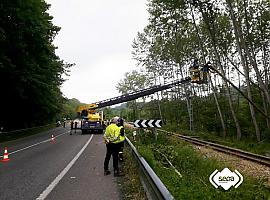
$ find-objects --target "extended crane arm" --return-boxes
[75,60,269,123]
[76,103,98,115]
[90,77,191,110]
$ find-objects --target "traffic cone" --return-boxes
[51,134,55,143]
[2,147,10,162]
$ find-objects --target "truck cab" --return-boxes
[81,110,104,134]
[76,104,105,134]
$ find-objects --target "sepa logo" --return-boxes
[209,168,243,190]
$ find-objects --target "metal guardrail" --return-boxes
[125,137,174,200]
[0,124,55,135]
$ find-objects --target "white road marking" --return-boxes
[0,131,68,158]
[36,134,94,200]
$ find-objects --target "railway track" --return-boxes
[157,129,270,167]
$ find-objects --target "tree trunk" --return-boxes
[194,2,242,139]
[209,75,227,137]
[179,65,194,131]
[225,0,260,141]
[241,0,270,132]
[262,45,270,129]
[242,0,270,109]
[190,5,227,136]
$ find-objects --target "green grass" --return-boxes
[125,129,270,200]
[162,126,270,156]
[119,145,147,200]
[0,124,55,143]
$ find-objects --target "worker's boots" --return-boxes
[114,169,124,177]
[104,170,111,176]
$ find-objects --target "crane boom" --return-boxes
[91,77,191,109]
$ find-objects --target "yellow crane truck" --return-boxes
[76,104,105,134]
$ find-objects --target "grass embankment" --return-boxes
[0,124,55,143]
[125,129,270,200]
[162,126,270,156]
[118,145,147,200]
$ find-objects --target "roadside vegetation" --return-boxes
[118,146,147,200]
[0,124,56,143]
[0,1,74,132]
[115,0,270,147]
[124,129,270,199]
[164,127,270,157]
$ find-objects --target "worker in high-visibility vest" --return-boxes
[103,117,124,176]
[116,118,125,162]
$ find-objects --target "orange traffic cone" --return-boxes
[51,134,55,143]
[2,147,10,162]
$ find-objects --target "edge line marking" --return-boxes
[36,134,94,200]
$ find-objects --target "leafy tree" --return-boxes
[0,0,73,130]
[118,0,270,141]
[61,98,82,120]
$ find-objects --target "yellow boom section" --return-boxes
[76,103,98,113]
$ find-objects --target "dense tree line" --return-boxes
[117,0,270,141]
[0,0,73,131]
[61,98,83,120]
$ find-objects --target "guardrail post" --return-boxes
[153,128,158,141]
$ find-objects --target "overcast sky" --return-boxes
[45,0,149,103]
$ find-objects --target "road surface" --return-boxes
[0,126,121,200]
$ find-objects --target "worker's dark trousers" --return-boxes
[104,143,119,171]
[118,141,124,161]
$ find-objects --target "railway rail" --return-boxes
[157,129,270,167]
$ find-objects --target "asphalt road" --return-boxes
[0,126,121,200]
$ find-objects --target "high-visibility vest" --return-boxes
[118,126,125,142]
[104,124,122,144]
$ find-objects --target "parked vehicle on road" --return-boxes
[76,104,105,134]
